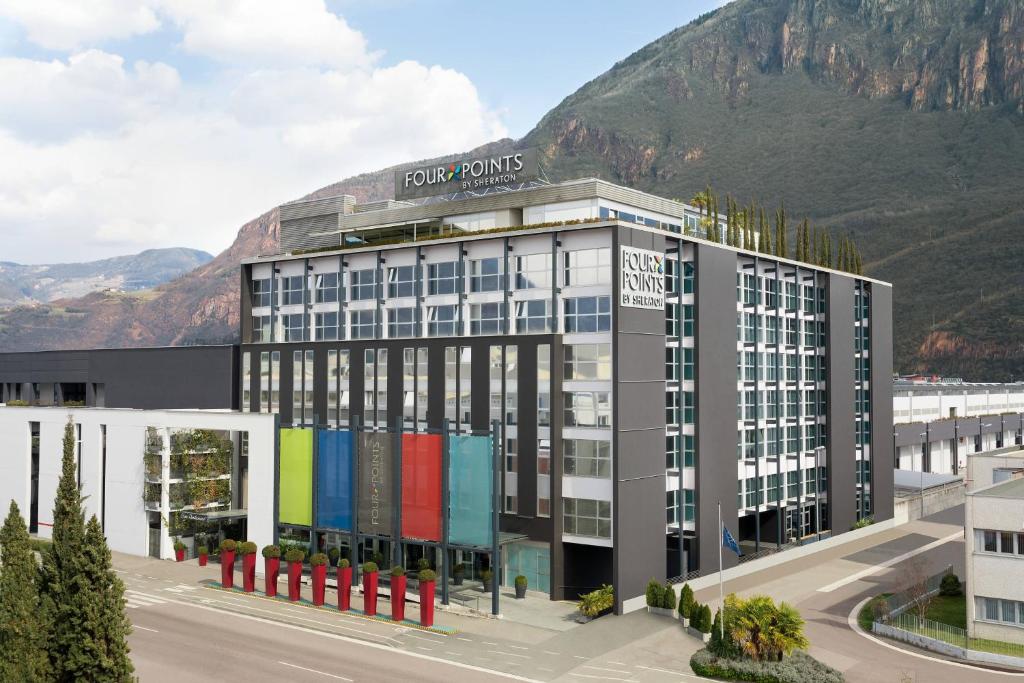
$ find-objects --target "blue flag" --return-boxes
[722,524,741,556]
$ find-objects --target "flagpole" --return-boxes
[718,500,725,640]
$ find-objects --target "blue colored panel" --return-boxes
[448,434,493,547]
[317,430,354,531]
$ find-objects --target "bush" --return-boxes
[391,565,405,577]
[709,608,741,658]
[481,569,493,582]
[372,551,385,567]
[453,562,466,575]
[690,602,705,631]
[690,648,845,683]
[309,553,327,567]
[173,540,185,551]
[219,539,237,553]
[515,575,527,588]
[939,572,962,597]
[238,541,257,555]
[578,584,614,618]
[679,583,695,618]
[851,517,874,530]
[417,557,431,571]
[261,544,281,559]
[197,545,208,555]
[662,583,677,610]
[328,547,341,563]
[5,399,29,406]
[646,579,664,607]
[285,548,305,563]
[699,604,713,634]
[419,569,437,582]
[362,561,379,574]
[338,558,350,569]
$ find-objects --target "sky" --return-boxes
[0,0,725,264]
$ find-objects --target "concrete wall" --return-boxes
[893,482,965,523]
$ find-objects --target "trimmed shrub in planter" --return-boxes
[453,562,465,586]
[197,545,208,567]
[646,579,674,617]
[417,557,431,573]
[515,574,527,599]
[689,648,845,683]
[337,559,352,611]
[698,604,713,642]
[390,566,406,622]
[362,561,379,616]
[220,539,237,588]
[662,583,677,611]
[940,572,962,597]
[577,584,614,622]
[480,569,493,593]
[285,548,305,602]
[262,545,281,597]
[328,547,341,568]
[173,540,186,562]
[645,579,663,608]
[418,569,437,627]
[679,583,695,625]
[239,542,258,592]
[310,553,328,606]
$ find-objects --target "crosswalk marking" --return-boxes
[124,589,169,610]
[163,584,200,594]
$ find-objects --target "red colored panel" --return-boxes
[401,434,443,541]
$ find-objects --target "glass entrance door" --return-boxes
[503,541,550,595]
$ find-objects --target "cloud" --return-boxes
[0,0,160,51]
[0,3,507,264]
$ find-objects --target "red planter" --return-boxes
[363,571,379,616]
[198,553,208,567]
[265,557,280,597]
[312,564,327,606]
[391,575,406,622]
[221,550,235,589]
[242,553,256,593]
[419,580,435,628]
[288,561,303,602]
[175,548,185,562]
[337,566,352,611]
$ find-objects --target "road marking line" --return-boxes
[543,650,560,656]
[148,594,540,681]
[507,645,529,650]
[568,673,633,682]
[445,651,461,656]
[277,661,353,681]
[488,650,530,659]
[125,590,168,603]
[573,655,587,660]
[132,625,159,633]
[817,531,963,592]
[635,664,706,680]
[538,668,554,673]
[125,603,141,609]
[457,637,473,642]
[417,646,434,651]
[607,661,627,666]
[584,665,631,675]
[484,641,498,645]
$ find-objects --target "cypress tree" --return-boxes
[777,204,788,258]
[836,236,846,271]
[758,207,771,254]
[40,418,92,680]
[796,221,804,261]
[855,245,864,275]
[77,516,134,681]
[825,230,833,268]
[0,501,50,682]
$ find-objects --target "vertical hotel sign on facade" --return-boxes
[358,433,393,538]
[619,245,665,310]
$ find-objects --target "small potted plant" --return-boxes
[262,545,281,597]
[480,568,493,593]
[515,575,528,599]
[173,539,186,563]
[453,562,465,586]
[310,553,328,606]
[337,558,352,612]
[220,539,237,589]
[197,545,208,567]
[416,557,431,573]
[328,547,341,568]
[239,541,258,593]
[362,561,379,616]
[285,548,305,602]
[418,568,437,627]
[390,566,406,622]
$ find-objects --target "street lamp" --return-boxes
[919,431,927,518]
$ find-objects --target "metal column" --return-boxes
[491,419,500,617]
[441,418,451,605]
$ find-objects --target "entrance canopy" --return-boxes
[180,508,248,523]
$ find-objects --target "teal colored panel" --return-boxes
[448,435,493,547]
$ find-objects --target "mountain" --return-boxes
[1,0,1022,380]
[0,248,213,307]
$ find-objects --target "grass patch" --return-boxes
[29,537,52,554]
[858,593,891,631]
[926,594,966,630]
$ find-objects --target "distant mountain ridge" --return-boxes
[0,248,213,307]
[1,0,1022,379]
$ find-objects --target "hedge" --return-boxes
[690,649,844,683]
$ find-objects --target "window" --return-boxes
[516,253,551,289]
[350,310,376,339]
[666,347,679,382]
[565,343,612,381]
[564,296,611,333]
[386,307,416,338]
[515,299,551,333]
[427,261,458,295]
[667,490,680,525]
[252,278,272,308]
[563,248,611,286]
[564,391,611,428]
[563,498,611,538]
[350,269,377,301]
[241,352,251,412]
[427,304,457,336]
[314,312,338,340]
[281,275,304,306]
[538,438,551,517]
[664,259,678,294]
[458,347,472,430]
[388,265,416,298]
[469,302,505,335]
[538,345,551,427]
[251,315,271,342]
[741,273,756,305]
[666,391,679,425]
[445,347,457,425]
[976,596,1024,625]
[682,304,694,337]
[682,391,694,425]
[683,489,695,522]
[786,318,798,346]
[682,262,694,294]
[683,434,695,467]
[314,272,338,303]
[469,257,503,292]
[978,529,1024,554]
[283,314,304,342]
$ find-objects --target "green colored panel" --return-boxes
[279,428,313,526]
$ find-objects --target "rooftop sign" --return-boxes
[395,148,540,201]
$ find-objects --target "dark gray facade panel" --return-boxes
[982,421,1003,434]
[958,416,980,434]
[894,421,930,447]
[1005,414,1022,431]
[694,243,739,575]
[826,274,857,533]
[869,284,895,522]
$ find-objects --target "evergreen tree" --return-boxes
[855,247,864,275]
[0,501,49,682]
[777,204,788,258]
[836,236,847,271]
[78,516,134,681]
[824,230,833,268]
[758,208,771,254]
[795,221,804,261]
